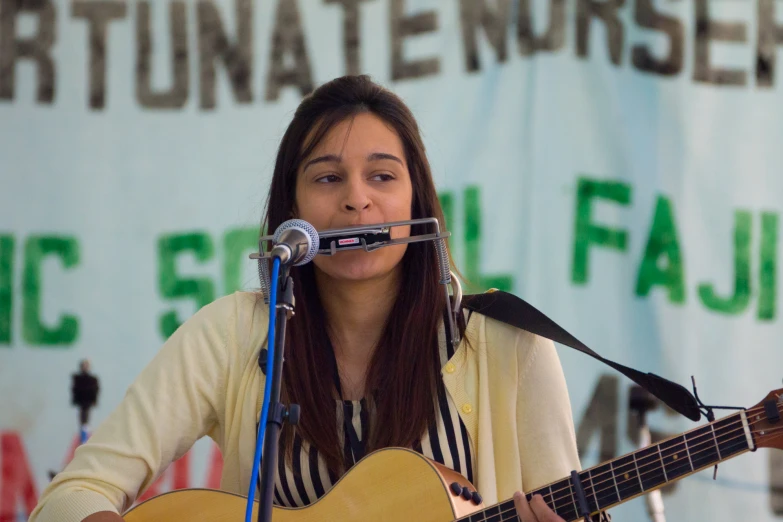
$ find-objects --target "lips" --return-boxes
[324,220,381,230]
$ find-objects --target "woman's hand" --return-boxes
[513,491,566,522]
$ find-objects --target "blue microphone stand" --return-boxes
[256,264,300,522]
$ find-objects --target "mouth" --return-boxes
[324,220,378,229]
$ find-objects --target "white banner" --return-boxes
[2,0,783,520]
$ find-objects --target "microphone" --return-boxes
[270,219,319,266]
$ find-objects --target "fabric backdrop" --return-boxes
[2,0,783,520]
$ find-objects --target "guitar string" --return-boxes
[549,411,782,505]
[457,428,755,522]
[488,423,779,522]
[452,401,781,520]
[555,402,775,497]
[457,410,782,521]
[547,419,773,507]
[544,401,774,499]
[544,422,744,505]
[531,424,783,520]
[548,422,750,506]
[544,408,776,505]
[556,430,747,508]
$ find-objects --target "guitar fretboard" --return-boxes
[461,412,752,522]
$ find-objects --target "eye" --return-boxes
[369,173,395,182]
[315,174,341,183]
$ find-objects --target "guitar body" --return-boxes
[118,388,783,522]
[124,447,483,522]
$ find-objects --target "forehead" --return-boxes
[306,113,406,161]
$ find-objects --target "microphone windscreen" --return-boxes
[273,219,320,265]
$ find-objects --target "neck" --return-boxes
[459,410,754,522]
[316,267,401,366]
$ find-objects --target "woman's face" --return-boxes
[295,113,413,283]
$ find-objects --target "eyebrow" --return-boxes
[302,154,341,172]
[302,152,404,172]
[367,152,404,165]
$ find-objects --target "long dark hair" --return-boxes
[262,75,463,475]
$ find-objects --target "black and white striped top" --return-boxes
[268,340,474,508]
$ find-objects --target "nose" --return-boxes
[342,177,371,213]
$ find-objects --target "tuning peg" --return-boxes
[461,487,472,500]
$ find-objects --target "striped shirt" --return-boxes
[268,338,474,508]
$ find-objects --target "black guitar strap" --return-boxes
[461,291,702,422]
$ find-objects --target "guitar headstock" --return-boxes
[749,388,783,450]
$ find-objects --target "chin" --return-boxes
[314,247,406,282]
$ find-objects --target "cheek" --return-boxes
[295,189,331,228]
[385,187,413,220]
[391,224,410,240]
[387,194,413,237]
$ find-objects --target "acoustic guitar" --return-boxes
[124,388,783,522]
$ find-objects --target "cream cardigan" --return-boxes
[30,291,581,521]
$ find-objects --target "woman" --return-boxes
[30,75,604,522]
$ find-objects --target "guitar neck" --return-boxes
[462,410,755,522]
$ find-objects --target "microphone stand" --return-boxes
[256,263,300,522]
[629,385,666,522]
[72,359,100,443]
[50,361,100,480]
[249,218,460,522]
